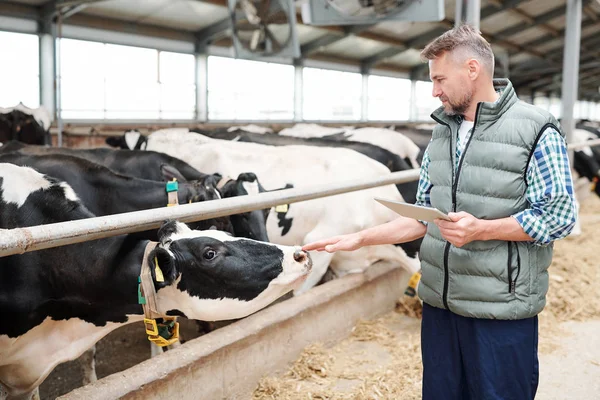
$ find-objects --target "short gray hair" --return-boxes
[420,24,495,76]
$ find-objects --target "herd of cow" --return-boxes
[1,105,600,399]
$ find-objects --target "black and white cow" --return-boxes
[0,104,52,146]
[0,152,233,238]
[144,129,423,295]
[0,163,312,399]
[193,129,418,203]
[3,143,271,242]
[277,124,422,169]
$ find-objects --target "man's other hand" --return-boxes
[435,211,482,248]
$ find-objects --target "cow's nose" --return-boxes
[294,249,308,263]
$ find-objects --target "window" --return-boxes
[207,56,294,120]
[533,96,550,111]
[303,67,361,121]
[415,81,440,121]
[60,39,195,119]
[367,75,411,121]
[0,31,39,108]
[548,97,561,120]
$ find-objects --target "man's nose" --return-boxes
[432,85,442,98]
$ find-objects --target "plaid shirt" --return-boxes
[416,121,577,246]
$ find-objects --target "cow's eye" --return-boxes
[203,249,217,260]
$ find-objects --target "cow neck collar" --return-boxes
[138,241,180,347]
[217,176,233,191]
[166,179,179,206]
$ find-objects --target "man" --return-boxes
[302,24,577,400]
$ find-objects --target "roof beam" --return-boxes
[360,46,407,73]
[494,0,592,39]
[510,33,600,75]
[300,24,373,55]
[195,18,231,48]
[528,69,599,92]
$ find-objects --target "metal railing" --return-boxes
[1,137,599,258]
[0,169,420,257]
[568,138,600,151]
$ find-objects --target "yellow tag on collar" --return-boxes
[154,257,165,283]
[275,204,288,213]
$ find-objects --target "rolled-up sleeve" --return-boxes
[512,127,578,246]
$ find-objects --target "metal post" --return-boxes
[39,34,56,119]
[294,63,303,122]
[53,14,63,147]
[195,54,208,121]
[361,74,368,122]
[560,0,582,153]
[409,80,418,121]
[455,0,481,29]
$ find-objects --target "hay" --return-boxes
[253,195,600,399]
[253,315,422,400]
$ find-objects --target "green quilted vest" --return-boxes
[418,79,564,320]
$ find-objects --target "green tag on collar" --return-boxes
[166,180,178,193]
[138,276,146,305]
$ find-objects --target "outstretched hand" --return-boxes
[302,233,363,253]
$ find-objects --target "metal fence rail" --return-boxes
[0,169,419,257]
[0,137,598,258]
[568,138,600,151]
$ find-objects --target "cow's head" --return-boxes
[150,221,311,320]
[215,172,271,242]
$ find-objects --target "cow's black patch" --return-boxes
[165,238,284,302]
[275,184,294,236]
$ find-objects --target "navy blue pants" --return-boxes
[421,302,539,400]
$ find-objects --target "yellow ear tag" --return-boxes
[154,257,165,283]
[275,204,288,213]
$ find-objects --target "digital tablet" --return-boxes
[374,197,452,222]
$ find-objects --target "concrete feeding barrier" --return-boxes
[59,262,411,400]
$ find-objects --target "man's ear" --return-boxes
[148,247,178,289]
[160,164,188,182]
[467,58,480,80]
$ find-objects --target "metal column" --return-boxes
[361,74,368,122]
[39,34,56,119]
[560,0,582,150]
[195,54,208,121]
[455,0,481,29]
[294,63,303,122]
[409,80,418,121]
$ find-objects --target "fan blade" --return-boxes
[263,26,283,51]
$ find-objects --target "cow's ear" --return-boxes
[237,172,257,183]
[160,164,187,182]
[105,136,124,148]
[148,247,178,288]
[157,220,190,243]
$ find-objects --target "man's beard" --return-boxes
[441,90,473,116]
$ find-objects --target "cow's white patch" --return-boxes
[209,187,221,199]
[227,124,273,134]
[166,222,244,244]
[0,315,142,397]
[59,182,79,202]
[124,130,141,150]
[0,142,3,147]
[242,180,259,196]
[0,164,51,207]
[157,255,309,321]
